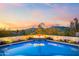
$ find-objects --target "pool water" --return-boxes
[0,38,79,56]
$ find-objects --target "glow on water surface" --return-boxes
[0,38,79,56]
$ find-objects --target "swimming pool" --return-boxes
[0,38,79,56]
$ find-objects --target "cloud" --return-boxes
[0,3,24,10]
[0,3,6,9]
[0,21,40,30]
[45,3,76,21]
[11,3,25,7]
[31,10,45,20]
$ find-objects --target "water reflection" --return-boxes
[0,48,5,56]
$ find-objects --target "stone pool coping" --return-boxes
[0,40,79,47]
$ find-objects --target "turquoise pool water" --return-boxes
[0,38,79,56]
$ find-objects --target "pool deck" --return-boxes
[50,40,79,47]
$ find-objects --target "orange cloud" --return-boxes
[0,21,39,30]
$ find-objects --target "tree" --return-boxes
[74,18,79,32]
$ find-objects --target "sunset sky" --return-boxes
[0,3,79,30]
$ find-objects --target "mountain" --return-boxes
[50,26,70,32]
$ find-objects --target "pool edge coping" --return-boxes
[0,40,79,47]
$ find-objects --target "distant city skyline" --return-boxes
[0,3,79,30]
